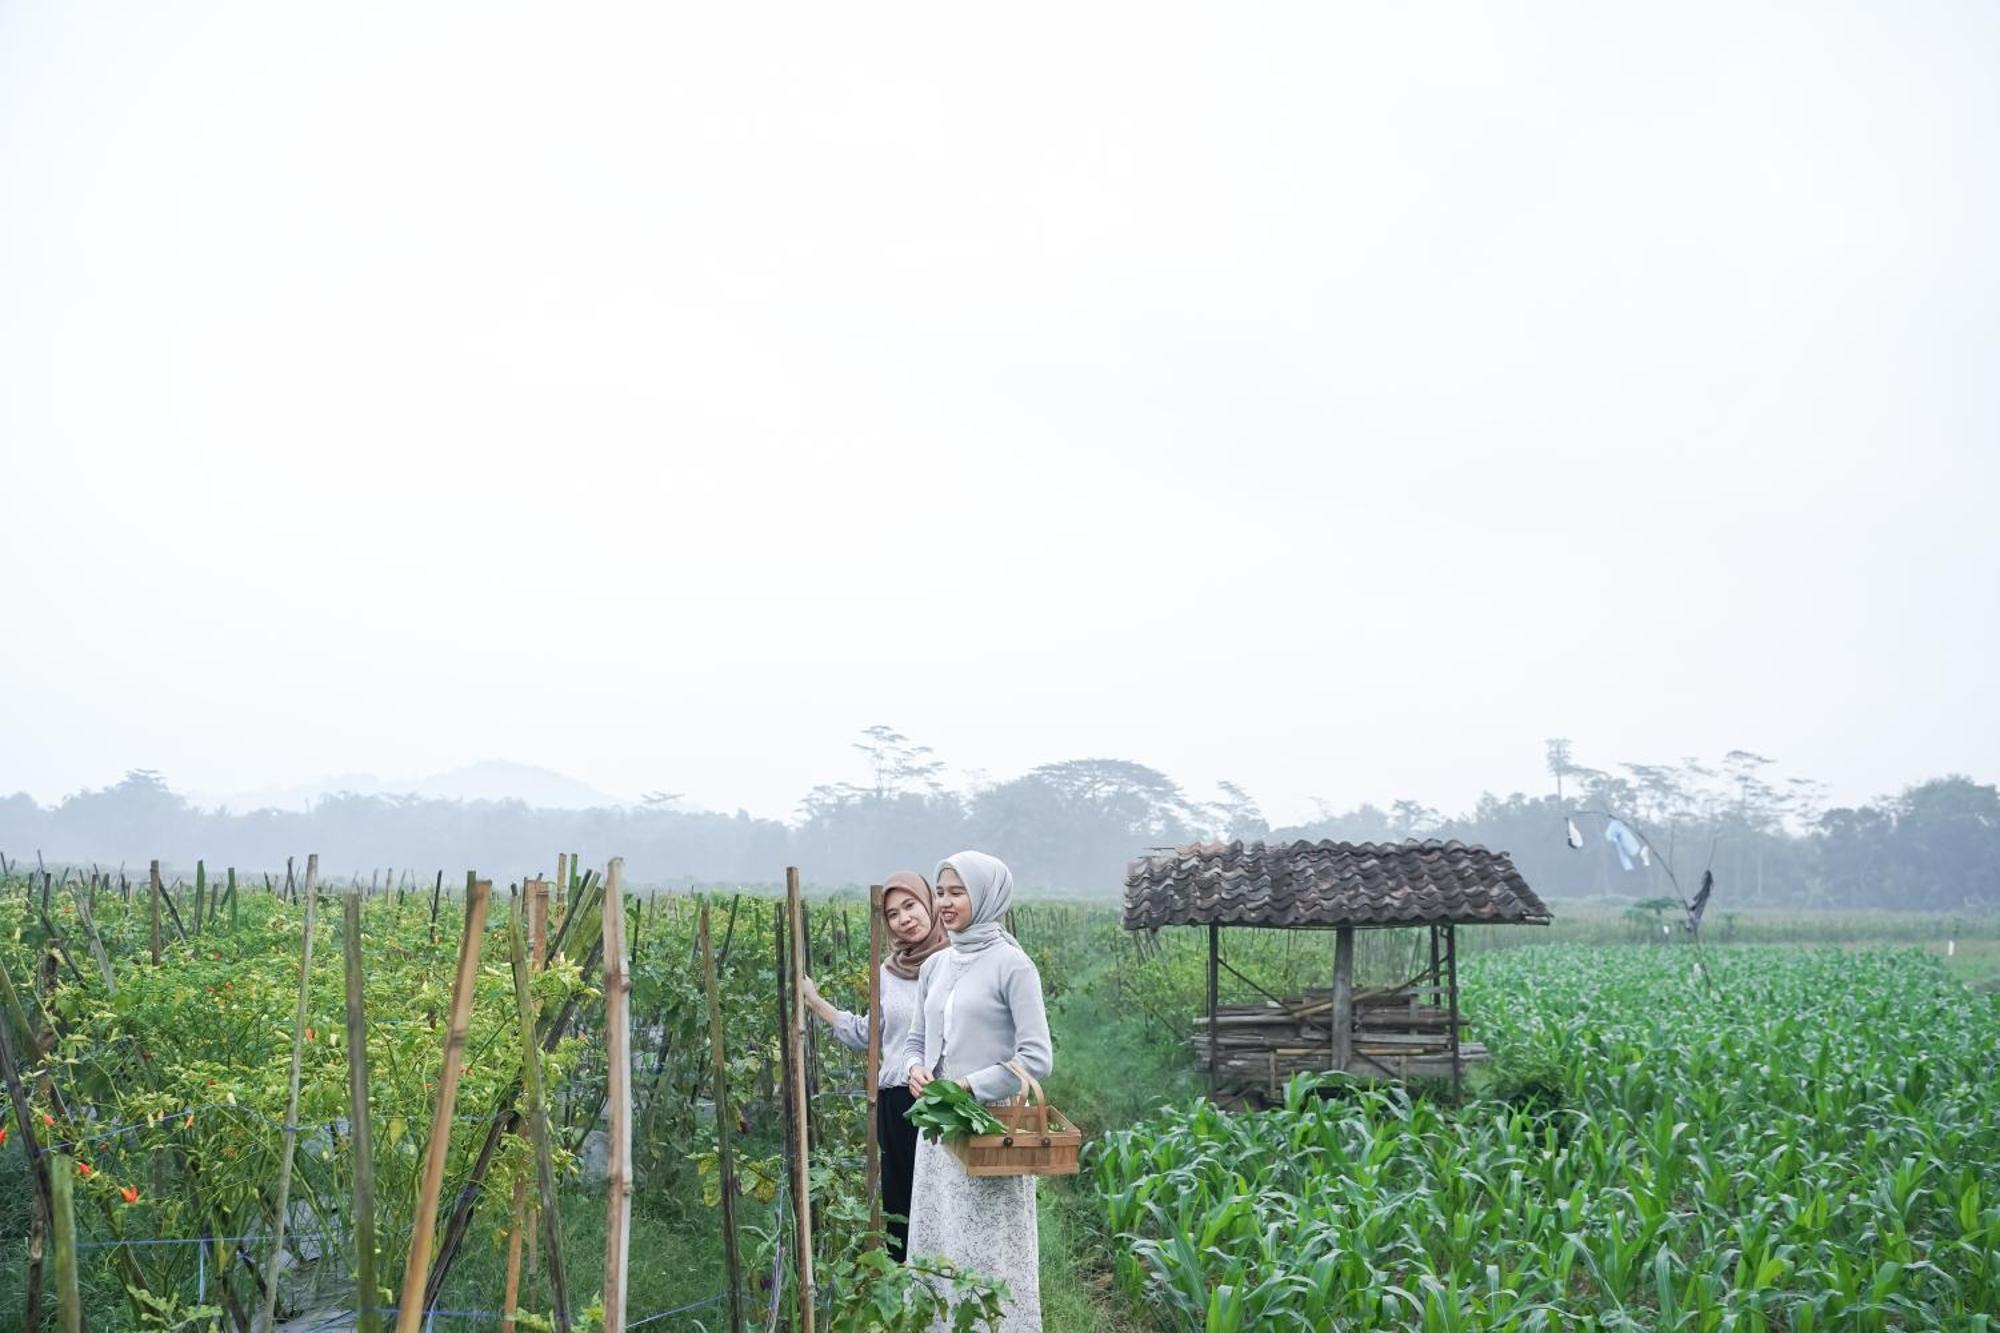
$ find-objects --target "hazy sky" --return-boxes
[4,2,1996,826]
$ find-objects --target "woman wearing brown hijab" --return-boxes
[800,870,949,1260]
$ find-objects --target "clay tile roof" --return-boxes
[1122,839,1553,930]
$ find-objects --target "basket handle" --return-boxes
[1003,1060,1049,1135]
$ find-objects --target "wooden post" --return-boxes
[601,861,633,1331]
[784,868,816,1332]
[863,885,884,1242]
[50,1151,81,1333]
[702,902,746,1333]
[396,878,492,1333]
[511,892,570,1332]
[227,867,238,932]
[261,853,318,1333]
[1446,924,1462,1101]
[1206,923,1219,1101]
[193,859,206,933]
[344,888,381,1333]
[1332,926,1355,1074]
[1428,926,1441,1009]
[148,859,163,964]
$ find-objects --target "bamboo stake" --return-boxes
[260,853,319,1333]
[528,878,548,1279]
[864,886,884,1242]
[344,888,381,1333]
[149,859,163,964]
[396,877,492,1333]
[68,880,116,997]
[51,1151,80,1333]
[602,861,633,1331]
[0,959,53,1330]
[785,867,815,1332]
[501,881,548,1333]
[702,902,746,1333]
[511,893,570,1332]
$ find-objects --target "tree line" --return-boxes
[2,729,1995,910]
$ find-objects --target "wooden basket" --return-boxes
[945,1061,1082,1178]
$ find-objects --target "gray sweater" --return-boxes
[897,941,1052,1104]
[828,965,920,1090]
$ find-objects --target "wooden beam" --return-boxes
[1206,923,1219,1101]
[1332,926,1354,1073]
[1446,924,1462,1101]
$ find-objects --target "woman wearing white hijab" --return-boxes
[897,850,1051,1331]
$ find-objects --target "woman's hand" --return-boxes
[907,1064,934,1096]
[800,975,837,1025]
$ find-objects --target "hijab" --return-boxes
[935,850,1018,957]
[881,870,949,981]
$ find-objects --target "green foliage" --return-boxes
[905,1079,1007,1143]
[1093,946,2000,1330]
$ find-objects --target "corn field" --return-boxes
[1093,945,2000,1330]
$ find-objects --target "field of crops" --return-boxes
[5,854,1998,1333]
[1094,946,2000,1330]
[0,861,1108,1332]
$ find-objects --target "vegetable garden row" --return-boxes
[0,857,1098,1331]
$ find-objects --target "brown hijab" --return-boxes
[882,870,949,980]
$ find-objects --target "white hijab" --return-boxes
[936,850,1017,957]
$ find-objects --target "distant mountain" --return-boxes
[203,760,631,812]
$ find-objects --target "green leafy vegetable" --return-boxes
[904,1078,1008,1143]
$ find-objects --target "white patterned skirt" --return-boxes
[907,1136,1041,1332]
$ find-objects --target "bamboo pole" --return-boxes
[602,861,633,1331]
[149,859,163,964]
[502,877,550,1332]
[396,877,492,1333]
[785,867,815,1332]
[511,892,570,1332]
[51,1151,80,1333]
[68,879,116,997]
[702,902,746,1333]
[864,885,884,1243]
[528,878,548,1278]
[0,958,53,1330]
[344,888,381,1333]
[260,853,319,1333]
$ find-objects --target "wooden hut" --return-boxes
[1123,839,1552,1101]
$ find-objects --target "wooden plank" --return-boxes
[601,861,632,1331]
[396,877,491,1333]
[261,853,318,1333]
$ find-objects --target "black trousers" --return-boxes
[876,1084,919,1262]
